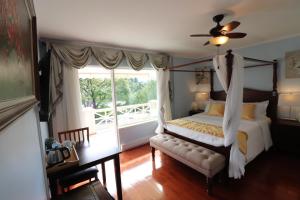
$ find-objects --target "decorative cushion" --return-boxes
[207,103,225,117]
[242,104,256,120]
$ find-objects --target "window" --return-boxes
[78,66,157,134]
[114,69,157,127]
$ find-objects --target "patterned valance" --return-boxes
[49,43,170,115]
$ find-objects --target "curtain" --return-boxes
[50,44,92,111]
[149,54,169,70]
[124,51,148,71]
[92,47,123,69]
[49,42,170,138]
[213,53,245,179]
[52,64,83,138]
[52,45,92,69]
[49,51,63,114]
[155,69,172,134]
[50,45,92,138]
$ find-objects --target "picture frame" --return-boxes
[195,66,210,84]
[0,0,39,131]
[285,50,300,78]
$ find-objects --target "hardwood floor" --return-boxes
[100,144,300,200]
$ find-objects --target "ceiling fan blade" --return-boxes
[221,21,240,32]
[203,41,210,46]
[190,34,211,37]
[226,32,247,38]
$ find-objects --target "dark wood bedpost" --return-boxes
[272,60,278,122]
[225,49,234,89]
[273,60,278,93]
[210,69,214,97]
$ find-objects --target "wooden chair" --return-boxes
[58,127,90,144]
[57,127,101,192]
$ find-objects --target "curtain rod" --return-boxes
[166,53,275,70]
[169,63,274,73]
[40,37,169,56]
[243,57,274,64]
[166,58,212,70]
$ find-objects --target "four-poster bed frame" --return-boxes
[164,49,278,169]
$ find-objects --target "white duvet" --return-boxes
[165,113,273,163]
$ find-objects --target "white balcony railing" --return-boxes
[82,100,157,133]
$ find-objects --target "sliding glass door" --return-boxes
[78,66,118,146]
[114,68,157,128]
[78,66,157,147]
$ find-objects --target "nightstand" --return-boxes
[188,109,204,116]
[274,119,300,154]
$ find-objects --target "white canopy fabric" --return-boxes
[213,53,245,179]
[155,69,172,134]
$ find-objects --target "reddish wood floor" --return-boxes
[101,144,300,200]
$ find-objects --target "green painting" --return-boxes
[0,0,37,131]
[0,0,34,101]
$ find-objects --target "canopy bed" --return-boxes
[159,49,278,179]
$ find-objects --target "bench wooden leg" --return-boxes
[151,147,155,160]
[218,168,227,183]
[207,177,213,195]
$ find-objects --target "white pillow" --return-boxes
[255,100,269,119]
[244,101,269,119]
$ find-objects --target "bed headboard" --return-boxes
[209,53,278,122]
[210,88,278,122]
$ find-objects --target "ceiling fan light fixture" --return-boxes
[209,35,229,46]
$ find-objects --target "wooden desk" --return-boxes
[47,141,122,200]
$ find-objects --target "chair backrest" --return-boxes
[58,127,90,144]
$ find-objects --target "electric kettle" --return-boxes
[47,147,71,166]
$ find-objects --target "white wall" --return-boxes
[236,35,300,92]
[0,108,48,200]
[119,121,157,151]
[171,57,198,118]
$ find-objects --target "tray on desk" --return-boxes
[46,146,79,174]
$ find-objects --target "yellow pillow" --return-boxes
[207,103,225,117]
[242,104,256,120]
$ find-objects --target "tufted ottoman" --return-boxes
[150,133,225,195]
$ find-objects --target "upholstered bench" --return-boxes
[150,134,225,195]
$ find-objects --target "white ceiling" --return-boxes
[34,0,300,58]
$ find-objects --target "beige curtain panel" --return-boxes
[92,47,123,69]
[52,44,92,69]
[50,44,92,114]
[124,51,148,71]
[49,51,63,114]
[149,54,170,70]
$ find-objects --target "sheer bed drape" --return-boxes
[213,53,245,179]
[155,69,172,134]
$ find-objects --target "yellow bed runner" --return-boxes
[167,119,248,155]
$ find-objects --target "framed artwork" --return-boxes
[195,66,210,84]
[0,0,38,131]
[286,50,300,78]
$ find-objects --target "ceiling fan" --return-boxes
[190,14,247,46]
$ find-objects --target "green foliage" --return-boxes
[79,77,157,109]
[79,78,112,108]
